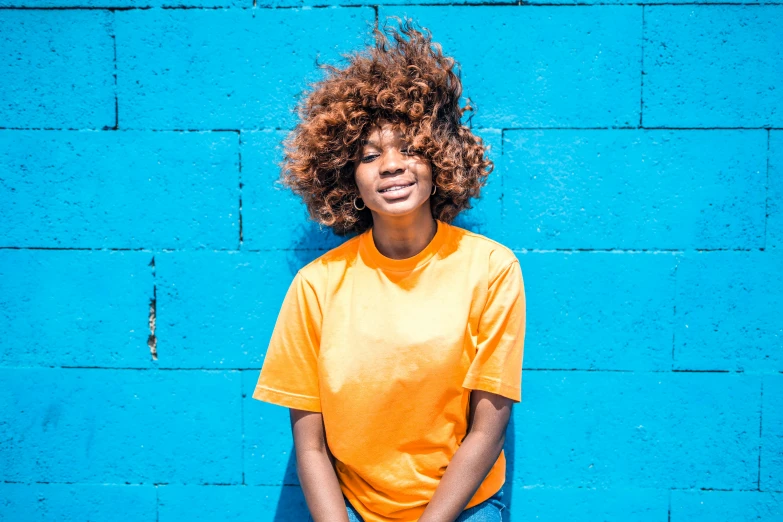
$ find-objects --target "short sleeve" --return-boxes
[462,259,526,402]
[251,270,323,412]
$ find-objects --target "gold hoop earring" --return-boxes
[431,184,437,195]
[353,195,366,211]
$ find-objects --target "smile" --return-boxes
[379,182,415,193]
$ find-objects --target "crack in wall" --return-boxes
[238,131,244,248]
[148,256,158,360]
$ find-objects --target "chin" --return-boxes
[373,200,429,218]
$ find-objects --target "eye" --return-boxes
[360,148,422,163]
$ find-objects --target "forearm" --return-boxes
[296,447,350,522]
[418,431,505,522]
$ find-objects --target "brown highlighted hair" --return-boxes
[278,16,494,236]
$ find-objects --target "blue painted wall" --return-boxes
[1,2,781,521]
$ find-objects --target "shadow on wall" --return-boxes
[274,483,310,521]
[283,220,356,274]
[274,417,516,520]
[283,208,485,273]
[503,415,515,522]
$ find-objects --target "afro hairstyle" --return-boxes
[276,15,494,236]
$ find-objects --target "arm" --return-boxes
[290,408,350,522]
[418,390,513,522]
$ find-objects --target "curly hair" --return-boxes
[277,16,494,236]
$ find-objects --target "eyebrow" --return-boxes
[362,138,409,148]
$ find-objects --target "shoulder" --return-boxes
[447,222,519,276]
[296,232,363,285]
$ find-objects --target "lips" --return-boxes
[378,181,416,193]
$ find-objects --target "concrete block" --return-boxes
[115,8,375,129]
[241,130,350,251]
[506,487,667,522]
[0,130,239,249]
[511,371,760,489]
[0,11,115,129]
[158,485,308,521]
[243,370,300,486]
[644,6,783,127]
[378,6,642,128]
[521,251,676,371]
[0,250,153,368]
[502,130,766,250]
[155,250,324,368]
[674,251,783,371]
[0,483,156,522]
[452,129,503,237]
[761,374,783,491]
[671,490,782,522]
[0,368,242,484]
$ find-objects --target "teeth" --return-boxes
[381,183,413,193]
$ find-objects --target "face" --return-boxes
[353,121,434,220]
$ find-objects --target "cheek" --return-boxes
[353,167,370,192]
[354,170,378,201]
[417,163,433,184]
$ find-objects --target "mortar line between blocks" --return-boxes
[0,480,242,486]
[639,5,645,128]
[241,371,246,485]
[0,246,767,253]
[1,126,781,132]
[758,378,764,490]
[671,255,680,371]
[111,11,119,130]
[4,480,779,491]
[12,366,770,373]
[4,3,783,10]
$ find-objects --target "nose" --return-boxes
[379,148,406,176]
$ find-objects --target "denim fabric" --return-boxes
[336,488,506,522]
[453,487,505,521]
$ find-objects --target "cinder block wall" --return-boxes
[1,2,781,521]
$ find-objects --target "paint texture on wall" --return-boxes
[1,4,781,521]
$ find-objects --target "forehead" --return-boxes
[361,122,405,146]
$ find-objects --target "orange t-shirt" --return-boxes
[252,219,526,522]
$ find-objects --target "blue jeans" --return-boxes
[337,487,506,522]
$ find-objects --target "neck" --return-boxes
[369,207,438,260]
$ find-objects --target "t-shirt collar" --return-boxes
[359,219,449,272]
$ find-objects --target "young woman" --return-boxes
[252,17,526,522]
